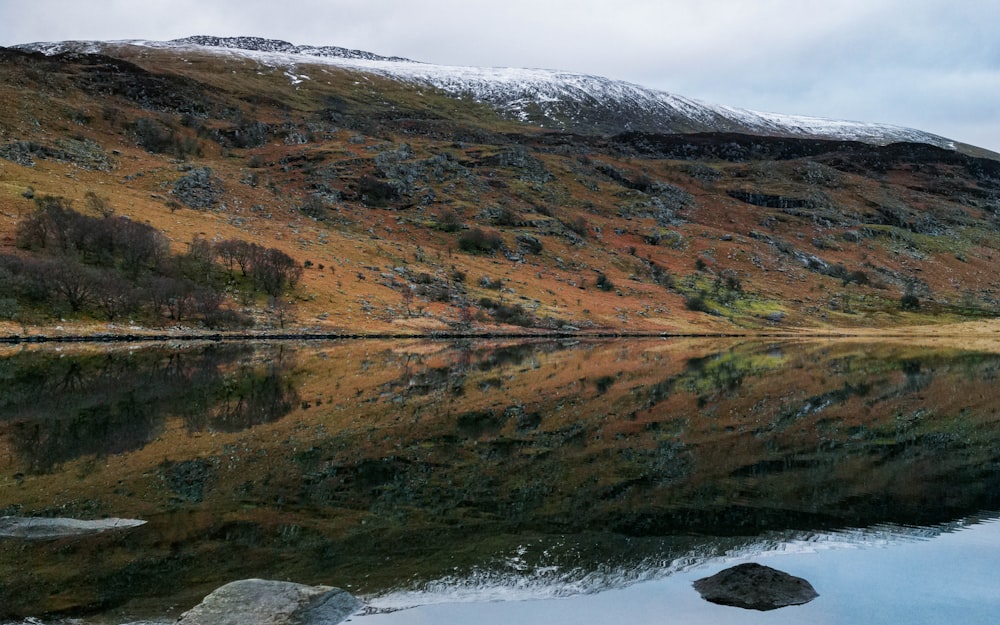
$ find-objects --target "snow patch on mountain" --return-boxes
[284,69,310,86]
[14,36,956,150]
[170,35,415,63]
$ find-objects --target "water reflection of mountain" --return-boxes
[0,345,299,473]
[366,512,1000,611]
[332,341,1000,537]
[4,339,1000,621]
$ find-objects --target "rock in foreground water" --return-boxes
[693,563,818,611]
[177,579,362,625]
[0,516,146,539]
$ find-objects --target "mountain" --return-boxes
[2,36,1000,336]
[16,36,973,153]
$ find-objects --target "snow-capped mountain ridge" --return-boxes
[169,36,415,63]
[15,36,957,150]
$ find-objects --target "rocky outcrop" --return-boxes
[172,167,225,209]
[693,562,818,611]
[0,138,116,170]
[177,579,362,625]
[726,190,814,210]
[169,36,414,63]
[0,516,146,539]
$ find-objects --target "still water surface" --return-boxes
[361,517,1000,625]
[1,338,998,623]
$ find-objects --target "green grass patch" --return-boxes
[675,274,787,326]
[862,224,972,257]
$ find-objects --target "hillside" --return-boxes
[2,38,1000,336]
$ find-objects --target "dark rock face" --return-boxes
[161,458,216,502]
[726,190,814,210]
[693,563,818,611]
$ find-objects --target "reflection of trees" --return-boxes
[384,341,557,400]
[0,345,299,473]
[474,343,540,371]
[391,363,467,399]
[181,353,300,433]
[9,390,162,473]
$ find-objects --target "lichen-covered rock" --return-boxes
[177,579,362,625]
[480,147,551,183]
[172,167,225,209]
[53,137,118,171]
[0,138,116,170]
[516,234,543,255]
[0,141,39,166]
[693,563,818,611]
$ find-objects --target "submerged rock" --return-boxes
[0,516,146,539]
[177,579,362,625]
[693,562,818,611]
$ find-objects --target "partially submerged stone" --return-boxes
[0,516,146,539]
[693,562,818,611]
[177,579,362,625]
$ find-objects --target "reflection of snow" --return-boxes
[363,514,998,612]
[362,517,1000,625]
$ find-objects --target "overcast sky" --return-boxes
[3,0,998,153]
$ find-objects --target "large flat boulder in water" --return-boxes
[0,516,146,539]
[177,579,362,625]
[693,562,818,611]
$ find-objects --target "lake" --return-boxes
[1,337,998,624]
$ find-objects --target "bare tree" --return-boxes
[179,235,218,284]
[49,259,98,313]
[266,296,296,329]
[15,196,75,251]
[84,190,114,217]
[251,247,302,297]
[457,301,475,331]
[192,287,225,326]
[215,239,252,274]
[116,217,170,276]
[146,275,195,321]
[401,284,415,317]
[93,273,137,321]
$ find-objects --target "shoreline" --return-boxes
[3,318,1000,345]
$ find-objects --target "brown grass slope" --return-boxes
[2,43,1000,336]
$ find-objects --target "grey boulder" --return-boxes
[0,516,146,539]
[693,562,818,611]
[177,579,362,625]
